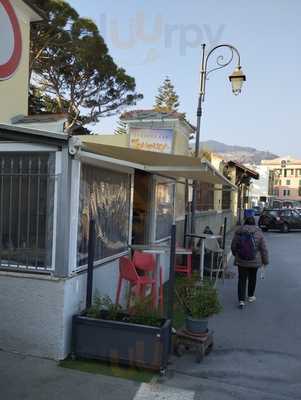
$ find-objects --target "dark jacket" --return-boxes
[231,225,269,268]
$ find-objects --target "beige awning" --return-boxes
[81,140,237,190]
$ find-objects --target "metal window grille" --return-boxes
[0,152,56,273]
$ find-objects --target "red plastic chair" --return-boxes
[175,243,192,278]
[132,251,163,311]
[115,256,156,307]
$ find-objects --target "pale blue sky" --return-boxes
[69,0,301,157]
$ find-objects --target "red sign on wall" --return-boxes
[0,0,22,80]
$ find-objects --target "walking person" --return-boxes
[231,216,269,308]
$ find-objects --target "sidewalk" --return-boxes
[160,231,301,399]
[0,350,139,400]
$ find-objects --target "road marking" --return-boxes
[133,383,195,400]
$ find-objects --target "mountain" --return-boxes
[200,140,278,164]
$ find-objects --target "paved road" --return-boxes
[166,230,301,399]
[1,231,301,400]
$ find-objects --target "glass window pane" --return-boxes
[155,181,174,241]
[77,164,131,267]
[175,182,185,220]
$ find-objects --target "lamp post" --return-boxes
[191,43,246,234]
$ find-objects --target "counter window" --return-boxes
[77,164,131,267]
[155,180,175,241]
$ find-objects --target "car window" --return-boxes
[269,210,280,217]
[292,210,300,217]
[280,210,292,217]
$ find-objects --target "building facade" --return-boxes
[262,157,301,202]
[245,164,271,206]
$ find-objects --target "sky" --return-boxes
[69,0,301,158]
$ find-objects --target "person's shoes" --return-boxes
[248,296,256,303]
[238,301,245,309]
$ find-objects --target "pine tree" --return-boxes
[114,119,128,135]
[154,77,180,112]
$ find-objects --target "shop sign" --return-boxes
[0,0,22,80]
[129,128,174,154]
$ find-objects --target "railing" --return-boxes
[0,161,57,273]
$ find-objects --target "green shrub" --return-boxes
[86,295,162,327]
[86,295,122,321]
[177,281,222,319]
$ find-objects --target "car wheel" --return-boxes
[281,223,289,233]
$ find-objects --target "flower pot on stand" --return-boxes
[185,316,208,334]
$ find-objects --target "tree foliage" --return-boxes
[29,0,143,133]
[154,77,180,112]
[114,119,128,135]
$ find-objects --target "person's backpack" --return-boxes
[236,231,257,261]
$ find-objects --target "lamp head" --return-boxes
[229,66,246,95]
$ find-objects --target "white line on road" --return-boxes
[133,383,195,400]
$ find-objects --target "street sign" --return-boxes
[0,0,22,80]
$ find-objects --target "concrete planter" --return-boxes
[72,314,171,372]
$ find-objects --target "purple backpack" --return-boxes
[237,231,257,261]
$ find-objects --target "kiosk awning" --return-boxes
[81,140,237,190]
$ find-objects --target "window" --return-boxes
[175,182,186,221]
[281,210,292,217]
[196,182,214,211]
[286,180,291,186]
[222,189,231,210]
[0,152,55,271]
[287,190,291,196]
[155,179,174,241]
[283,190,287,196]
[77,163,131,267]
[284,169,287,177]
[291,169,294,176]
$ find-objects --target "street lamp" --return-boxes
[191,43,246,234]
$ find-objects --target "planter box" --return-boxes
[72,314,171,371]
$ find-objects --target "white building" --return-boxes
[246,163,271,206]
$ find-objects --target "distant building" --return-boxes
[245,164,271,206]
[262,157,301,202]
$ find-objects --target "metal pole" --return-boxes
[191,44,206,235]
[86,218,96,309]
[222,217,227,250]
[167,224,176,321]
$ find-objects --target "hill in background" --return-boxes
[201,140,278,164]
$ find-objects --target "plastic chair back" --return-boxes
[205,238,222,253]
[132,251,156,272]
[119,256,139,283]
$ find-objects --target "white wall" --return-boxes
[0,271,65,360]
[0,258,128,360]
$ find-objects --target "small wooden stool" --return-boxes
[174,328,214,363]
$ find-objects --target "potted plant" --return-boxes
[177,280,222,334]
[72,295,171,373]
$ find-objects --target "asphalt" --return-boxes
[164,230,301,399]
[1,231,301,399]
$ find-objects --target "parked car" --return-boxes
[258,208,301,233]
[253,206,263,216]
